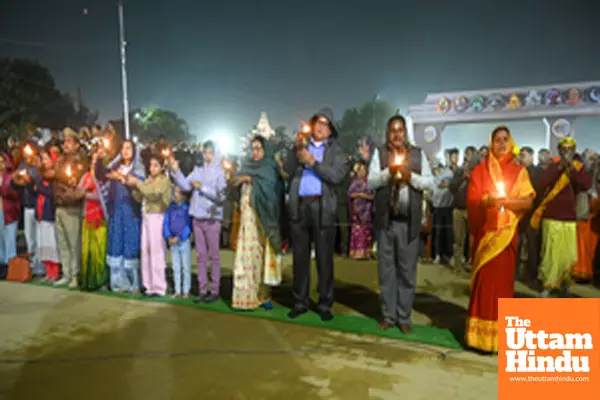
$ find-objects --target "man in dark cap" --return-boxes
[284,108,350,321]
[368,115,434,334]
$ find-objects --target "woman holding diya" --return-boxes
[229,136,284,310]
[80,145,109,291]
[465,126,535,353]
[95,140,145,294]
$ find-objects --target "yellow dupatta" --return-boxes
[529,157,584,230]
[470,133,535,289]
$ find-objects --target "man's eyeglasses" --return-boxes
[316,117,329,126]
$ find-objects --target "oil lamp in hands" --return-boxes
[296,123,311,149]
[496,182,506,212]
[65,164,77,186]
[24,145,34,157]
[222,159,233,180]
[391,154,405,180]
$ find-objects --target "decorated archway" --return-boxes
[408,81,600,156]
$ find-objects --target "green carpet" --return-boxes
[26,280,463,350]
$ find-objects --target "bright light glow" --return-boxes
[437,151,445,164]
[132,136,138,143]
[394,154,404,165]
[496,182,506,197]
[211,134,233,155]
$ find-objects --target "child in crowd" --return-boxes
[164,186,192,298]
[30,148,61,283]
[126,155,172,297]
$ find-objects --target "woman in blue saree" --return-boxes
[95,140,145,294]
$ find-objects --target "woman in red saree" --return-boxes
[465,126,535,353]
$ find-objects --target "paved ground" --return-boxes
[1,252,598,400]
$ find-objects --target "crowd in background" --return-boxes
[1,124,599,290]
[1,113,599,354]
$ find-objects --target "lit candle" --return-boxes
[162,148,171,158]
[393,154,404,179]
[496,182,506,212]
[496,182,506,197]
[223,159,232,171]
[19,169,27,177]
[296,123,311,149]
[102,138,110,149]
[24,145,33,156]
[66,164,72,177]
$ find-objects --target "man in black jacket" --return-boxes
[284,108,349,322]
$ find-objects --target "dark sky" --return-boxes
[1,0,599,154]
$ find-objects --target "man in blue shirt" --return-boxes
[284,108,350,322]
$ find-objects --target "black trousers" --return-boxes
[290,198,336,313]
[432,207,454,259]
[336,205,349,255]
[525,227,541,281]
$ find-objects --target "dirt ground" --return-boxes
[1,252,598,400]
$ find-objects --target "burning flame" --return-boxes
[102,138,110,149]
[24,145,33,156]
[496,182,506,197]
[394,154,404,165]
[223,159,232,171]
[161,148,170,157]
[66,164,72,177]
[19,169,27,176]
[301,124,311,134]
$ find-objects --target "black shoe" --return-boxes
[287,308,308,319]
[194,293,208,304]
[319,310,334,322]
[204,293,219,303]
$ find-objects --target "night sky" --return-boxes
[1,0,599,154]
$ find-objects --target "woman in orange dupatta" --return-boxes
[465,126,535,353]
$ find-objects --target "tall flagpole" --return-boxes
[118,1,130,139]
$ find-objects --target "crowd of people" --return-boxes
[1,109,598,354]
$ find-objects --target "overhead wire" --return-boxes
[0,37,116,50]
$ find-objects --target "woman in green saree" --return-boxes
[230,136,284,310]
[80,148,109,291]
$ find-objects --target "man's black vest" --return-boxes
[373,145,424,243]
